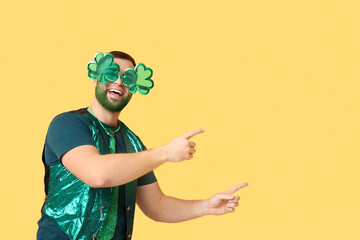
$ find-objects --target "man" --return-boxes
[37,51,248,240]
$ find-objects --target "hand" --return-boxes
[162,128,204,162]
[204,183,248,215]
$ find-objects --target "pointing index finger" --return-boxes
[183,128,205,140]
[225,183,248,195]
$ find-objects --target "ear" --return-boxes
[93,79,97,87]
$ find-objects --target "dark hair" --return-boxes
[110,51,136,66]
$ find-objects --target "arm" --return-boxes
[136,182,248,223]
[62,129,204,188]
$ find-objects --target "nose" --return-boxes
[114,75,124,86]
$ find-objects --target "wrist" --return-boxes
[196,199,210,217]
[154,146,169,164]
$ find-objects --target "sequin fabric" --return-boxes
[42,112,141,240]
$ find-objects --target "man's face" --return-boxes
[95,58,134,113]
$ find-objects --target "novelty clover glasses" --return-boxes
[87,52,154,95]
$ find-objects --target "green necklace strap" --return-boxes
[88,106,121,135]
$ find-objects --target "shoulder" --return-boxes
[47,108,95,138]
[120,121,138,135]
[49,108,90,128]
[120,121,141,139]
[44,108,97,164]
[120,121,146,150]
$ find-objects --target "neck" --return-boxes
[89,98,121,127]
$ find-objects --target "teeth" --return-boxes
[109,89,122,95]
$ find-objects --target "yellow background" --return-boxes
[1,0,359,239]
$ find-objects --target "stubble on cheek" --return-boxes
[95,83,132,112]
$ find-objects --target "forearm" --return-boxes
[147,195,208,223]
[97,148,166,187]
[137,182,247,222]
[62,145,167,188]
[62,128,203,188]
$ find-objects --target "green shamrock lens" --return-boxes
[121,63,154,95]
[87,52,120,84]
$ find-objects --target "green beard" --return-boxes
[95,82,132,113]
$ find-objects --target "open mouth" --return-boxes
[108,89,123,99]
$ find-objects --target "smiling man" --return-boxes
[37,51,248,240]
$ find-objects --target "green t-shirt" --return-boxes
[38,108,157,240]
